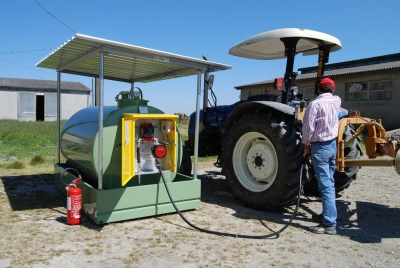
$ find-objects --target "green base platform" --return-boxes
[54,164,201,224]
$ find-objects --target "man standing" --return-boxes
[302,77,341,235]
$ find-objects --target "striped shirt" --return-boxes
[302,93,341,145]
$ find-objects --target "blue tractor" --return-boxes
[185,28,363,209]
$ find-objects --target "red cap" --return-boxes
[318,78,335,89]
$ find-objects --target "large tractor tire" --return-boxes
[303,124,363,195]
[221,111,304,210]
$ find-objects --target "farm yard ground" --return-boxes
[0,156,400,268]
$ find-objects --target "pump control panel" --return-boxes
[121,113,178,186]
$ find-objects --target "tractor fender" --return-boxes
[224,101,295,131]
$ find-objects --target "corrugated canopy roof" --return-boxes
[36,34,231,83]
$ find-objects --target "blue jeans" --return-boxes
[311,140,337,227]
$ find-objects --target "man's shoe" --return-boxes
[312,214,323,223]
[308,224,336,235]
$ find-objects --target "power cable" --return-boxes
[214,77,239,85]
[33,0,76,33]
[0,48,55,54]
[0,58,54,75]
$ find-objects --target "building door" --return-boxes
[18,91,36,121]
[36,95,45,121]
[45,92,57,121]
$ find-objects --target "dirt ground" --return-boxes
[1,157,400,268]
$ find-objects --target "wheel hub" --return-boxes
[245,139,276,182]
[232,132,278,192]
[254,155,263,167]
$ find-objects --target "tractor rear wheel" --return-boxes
[221,111,304,210]
[304,124,363,195]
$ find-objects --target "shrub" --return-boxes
[30,155,45,166]
[7,161,25,169]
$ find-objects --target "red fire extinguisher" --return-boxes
[66,177,82,225]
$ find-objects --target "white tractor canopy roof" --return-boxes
[36,34,231,83]
[229,28,342,60]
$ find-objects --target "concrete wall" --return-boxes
[239,84,276,101]
[60,92,90,121]
[324,72,400,131]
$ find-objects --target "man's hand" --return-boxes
[303,144,311,159]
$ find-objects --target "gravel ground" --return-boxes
[1,158,400,267]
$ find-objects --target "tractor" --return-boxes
[186,28,400,209]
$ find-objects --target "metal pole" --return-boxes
[193,71,202,179]
[202,72,209,112]
[91,79,95,106]
[98,53,104,189]
[56,72,61,163]
[95,77,100,106]
[130,82,134,98]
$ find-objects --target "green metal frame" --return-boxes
[55,163,201,224]
[37,34,231,225]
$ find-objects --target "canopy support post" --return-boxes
[98,53,105,190]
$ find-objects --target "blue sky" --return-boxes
[1,0,400,115]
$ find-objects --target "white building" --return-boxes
[0,77,90,121]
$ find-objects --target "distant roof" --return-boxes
[235,56,400,89]
[36,34,232,83]
[0,77,90,92]
[297,60,400,79]
[299,52,400,74]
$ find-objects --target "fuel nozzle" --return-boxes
[66,176,82,191]
[71,176,82,185]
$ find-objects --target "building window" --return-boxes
[248,91,264,97]
[346,80,392,101]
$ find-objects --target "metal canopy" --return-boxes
[36,34,231,82]
[229,28,342,60]
[36,34,232,188]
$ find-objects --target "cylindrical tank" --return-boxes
[61,99,183,189]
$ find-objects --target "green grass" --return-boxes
[0,121,65,165]
[176,123,188,142]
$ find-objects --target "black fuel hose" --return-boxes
[157,160,305,239]
[60,167,81,186]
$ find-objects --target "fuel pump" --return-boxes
[134,121,169,184]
